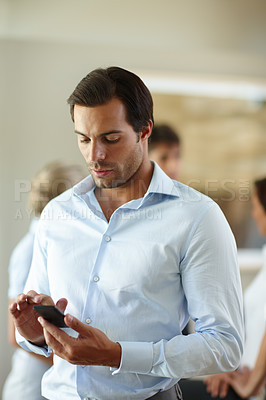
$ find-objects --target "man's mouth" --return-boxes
[92,169,113,177]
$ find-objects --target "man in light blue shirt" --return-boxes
[10,67,243,400]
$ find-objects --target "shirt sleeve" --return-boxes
[113,203,244,378]
[16,329,52,357]
[16,218,51,353]
[23,219,50,295]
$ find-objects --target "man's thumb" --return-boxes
[56,298,68,313]
[65,314,89,335]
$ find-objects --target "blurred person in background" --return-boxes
[2,161,86,400]
[180,177,266,400]
[229,331,266,399]
[148,124,181,180]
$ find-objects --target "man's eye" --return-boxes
[105,137,119,143]
[80,138,90,143]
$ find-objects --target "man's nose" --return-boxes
[90,141,106,162]
[167,159,178,172]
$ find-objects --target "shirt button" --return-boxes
[93,276,99,282]
[85,318,92,324]
[105,235,111,242]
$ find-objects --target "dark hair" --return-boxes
[149,124,180,151]
[67,66,154,133]
[254,177,266,212]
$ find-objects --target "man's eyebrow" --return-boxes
[75,130,88,137]
[74,130,122,137]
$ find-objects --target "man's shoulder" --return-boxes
[45,187,76,210]
[157,180,220,230]
[38,186,86,225]
[172,180,215,209]
[41,174,91,212]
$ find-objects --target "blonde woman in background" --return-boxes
[2,161,86,400]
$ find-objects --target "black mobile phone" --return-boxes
[33,305,67,328]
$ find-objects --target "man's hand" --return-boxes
[38,314,122,368]
[204,371,237,398]
[9,290,67,346]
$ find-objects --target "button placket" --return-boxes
[80,229,114,370]
[91,234,111,285]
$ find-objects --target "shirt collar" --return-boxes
[73,162,179,198]
[73,174,95,196]
[145,162,180,198]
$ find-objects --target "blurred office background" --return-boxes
[1,0,266,392]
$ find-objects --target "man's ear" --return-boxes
[140,120,153,141]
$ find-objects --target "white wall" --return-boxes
[2,0,266,77]
[0,39,11,388]
[1,0,266,393]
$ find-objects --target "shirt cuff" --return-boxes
[111,341,153,375]
[15,329,52,357]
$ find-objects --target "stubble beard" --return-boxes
[88,147,144,190]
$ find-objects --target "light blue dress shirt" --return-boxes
[17,163,244,400]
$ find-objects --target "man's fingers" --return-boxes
[65,314,90,336]
[38,317,73,347]
[33,293,55,306]
[16,293,30,311]
[16,291,54,307]
[9,301,20,318]
[39,317,80,363]
[56,298,68,313]
[25,290,39,303]
[43,327,65,355]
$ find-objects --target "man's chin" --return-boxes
[93,176,128,189]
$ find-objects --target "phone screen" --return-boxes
[33,305,67,328]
